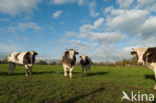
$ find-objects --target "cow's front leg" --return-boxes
[29,68,32,75]
[82,67,85,74]
[8,63,11,75]
[24,65,29,77]
[63,64,67,77]
[69,67,73,79]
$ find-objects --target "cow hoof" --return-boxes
[70,77,72,79]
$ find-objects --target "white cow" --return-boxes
[7,51,38,76]
[131,47,156,89]
[62,49,79,79]
[80,55,92,74]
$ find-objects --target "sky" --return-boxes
[0,0,156,62]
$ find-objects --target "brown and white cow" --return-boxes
[80,55,92,74]
[7,51,38,76]
[131,47,156,89]
[62,49,79,79]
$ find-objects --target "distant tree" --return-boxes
[37,60,47,65]
[0,60,1,64]
[1,57,8,64]
[130,57,137,65]
[50,61,57,65]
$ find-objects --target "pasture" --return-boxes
[0,64,156,103]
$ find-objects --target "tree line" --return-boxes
[0,57,137,66]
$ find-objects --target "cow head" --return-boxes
[130,48,147,65]
[80,55,88,62]
[65,49,79,59]
[26,51,38,64]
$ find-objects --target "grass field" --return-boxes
[0,64,156,103]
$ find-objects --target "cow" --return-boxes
[62,49,79,79]
[80,55,92,74]
[7,51,38,76]
[130,47,156,89]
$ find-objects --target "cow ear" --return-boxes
[80,56,82,58]
[35,52,38,55]
[145,51,151,56]
[75,52,79,55]
[65,51,69,54]
[130,51,137,56]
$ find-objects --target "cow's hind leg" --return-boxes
[29,67,32,75]
[82,67,85,74]
[69,67,73,79]
[8,63,11,75]
[24,65,29,77]
[63,64,68,77]
[11,63,16,74]
[153,68,156,90]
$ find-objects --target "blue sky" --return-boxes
[0,0,156,62]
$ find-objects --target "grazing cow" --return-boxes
[131,47,156,89]
[80,55,92,74]
[7,51,38,76]
[62,49,79,79]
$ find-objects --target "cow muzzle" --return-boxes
[137,62,144,66]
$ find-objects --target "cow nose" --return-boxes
[137,62,143,66]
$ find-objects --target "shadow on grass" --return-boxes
[145,75,155,80]
[64,87,105,103]
[152,98,156,103]
[87,72,109,77]
[0,71,54,76]
[60,72,81,74]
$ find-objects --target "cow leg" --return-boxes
[11,64,15,74]
[84,68,87,75]
[8,63,11,75]
[63,64,67,77]
[88,67,90,73]
[24,65,29,77]
[29,67,32,75]
[69,67,73,79]
[82,67,85,74]
[153,68,156,90]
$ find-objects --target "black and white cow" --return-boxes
[62,49,79,79]
[131,47,156,89]
[80,55,92,74]
[7,51,38,76]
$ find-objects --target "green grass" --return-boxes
[0,64,156,103]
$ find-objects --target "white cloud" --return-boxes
[151,3,156,12]
[0,22,43,33]
[107,9,149,34]
[0,43,21,59]
[89,1,100,17]
[50,0,76,5]
[52,10,63,18]
[137,0,155,8]
[91,45,132,62]
[117,0,134,8]
[65,31,77,37]
[89,32,126,44]
[140,16,156,38]
[50,0,99,17]
[17,22,43,31]
[0,0,42,15]
[0,18,10,22]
